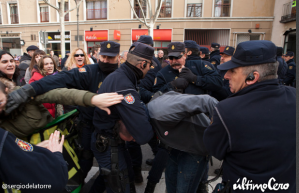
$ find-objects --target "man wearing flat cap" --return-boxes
[283,51,296,87]
[209,42,221,71]
[18,45,39,86]
[92,41,155,193]
[204,40,295,192]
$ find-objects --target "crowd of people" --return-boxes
[0,36,296,193]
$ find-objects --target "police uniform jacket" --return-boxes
[204,79,295,192]
[30,64,107,122]
[277,56,287,81]
[93,63,154,145]
[211,70,232,101]
[0,128,68,193]
[209,50,221,70]
[0,88,95,138]
[283,59,296,86]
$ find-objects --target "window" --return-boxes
[0,7,2,24]
[58,2,69,21]
[186,0,202,17]
[86,0,107,20]
[9,3,19,24]
[134,0,146,18]
[159,0,172,18]
[40,6,49,22]
[214,0,231,17]
[236,34,260,45]
[280,0,296,23]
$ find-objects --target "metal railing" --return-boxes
[134,6,146,18]
[159,6,172,18]
[10,14,19,24]
[65,13,69,21]
[280,1,296,23]
[86,8,107,20]
[186,4,202,17]
[214,3,230,17]
[40,12,49,22]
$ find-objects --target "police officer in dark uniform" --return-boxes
[153,42,222,94]
[210,46,234,101]
[91,42,154,193]
[199,46,210,61]
[4,41,121,193]
[204,40,296,192]
[276,47,288,84]
[0,129,68,193]
[283,51,296,87]
[126,35,160,184]
[209,42,221,71]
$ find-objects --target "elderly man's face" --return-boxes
[220,54,232,64]
[158,50,164,58]
[224,67,247,93]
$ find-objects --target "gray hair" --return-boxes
[242,62,279,82]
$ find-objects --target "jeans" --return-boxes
[165,149,208,193]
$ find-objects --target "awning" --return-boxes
[85,30,108,41]
[132,29,172,41]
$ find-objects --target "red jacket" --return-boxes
[29,70,56,118]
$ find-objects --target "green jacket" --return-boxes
[0,88,95,138]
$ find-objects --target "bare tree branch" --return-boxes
[153,0,163,23]
[136,0,147,24]
[43,0,59,11]
[65,0,83,15]
[147,0,152,19]
[128,0,147,25]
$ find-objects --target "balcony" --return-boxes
[65,13,69,21]
[134,6,146,18]
[280,1,296,23]
[10,14,19,24]
[159,6,172,18]
[40,12,49,22]
[86,8,107,20]
[214,3,231,17]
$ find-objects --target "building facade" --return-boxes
[0,0,276,57]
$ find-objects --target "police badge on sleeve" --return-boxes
[124,94,135,104]
[15,138,33,152]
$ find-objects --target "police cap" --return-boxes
[200,47,209,55]
[26,45,39,52]
[218,40,277,71]
[285,51,294,57]
[184,40,199,49]
[99,41,120,57]
[220,46,235,56]
[211,43,220,48]
[138,35,154,46]
[129,42,154,61]
[167,42,185,57]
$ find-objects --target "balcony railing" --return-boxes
[65,13,69,21]
[159,6,172,18]
[10,14,19,24]
[40,12,49,22]
[187,4,202,17]
[280,1,296,23]
[214,3,230,17]
[134,7,146,18]
[86,8,107,20]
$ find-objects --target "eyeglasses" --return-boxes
[137,60,153,67]
[168,55,184,60]
[74,54,85,57]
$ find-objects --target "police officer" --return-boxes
[210,46,234,101]
[209,42,221,71]
[283,51,296,87]
[0,129,68,193]
[91,42,154,193]
[199,46,210,61]
[276,47,288,84]
[204,40,296,192]
[5,41,121,192]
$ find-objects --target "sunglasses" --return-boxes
[168,55,183,60]
[137,60,153,67]
[74,54,85,57]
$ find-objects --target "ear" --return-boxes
[246,71,260,85]
[5,87,8,93]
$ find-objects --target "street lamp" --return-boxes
[75,0,79,47]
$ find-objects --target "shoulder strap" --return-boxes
[0,131,9,159]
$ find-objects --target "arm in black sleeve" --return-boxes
[0,129,68,193]
[30,67,91,95]
[139,87,154,104]
[116,90,153,145]
[193,65,223,92]
[152,72,173,93]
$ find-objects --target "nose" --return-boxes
[224,71,230,80]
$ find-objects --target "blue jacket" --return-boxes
[209,50,221,71]
[30,64,108,121]
[210,70,232,101]
[93,63,154,145]
[204,79,296,192]
[277,56,287,82]
[283,59,296,86]
[0,128,68,193]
